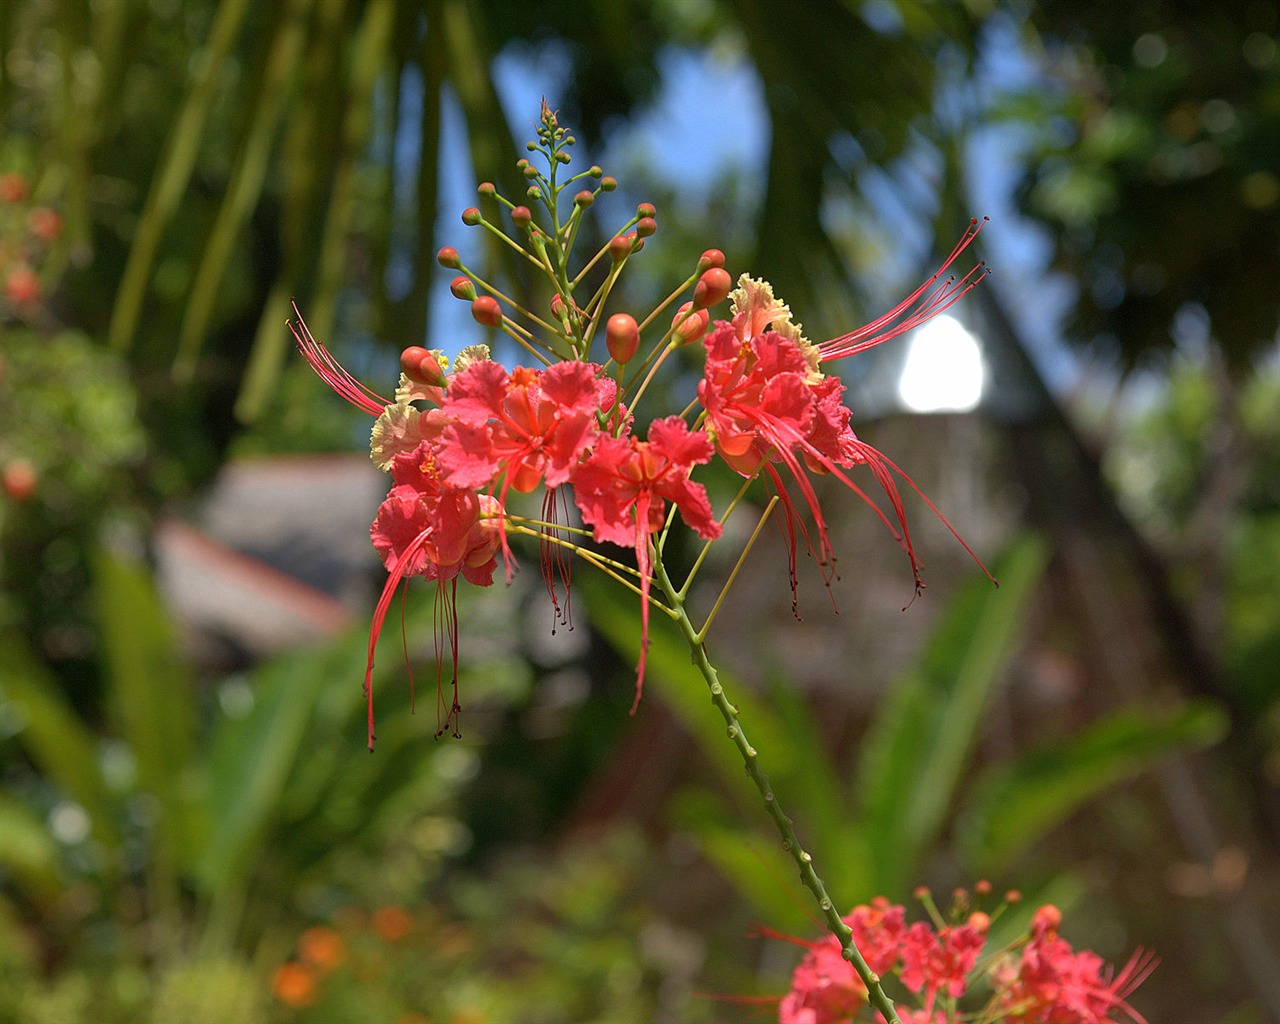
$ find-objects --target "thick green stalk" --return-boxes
[654,555,901,1024]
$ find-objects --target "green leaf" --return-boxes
[0,791,61,903]
[92,548,202,873]
[0,636,118,850]
[959,700,1229,871]
[857,533,1049,893]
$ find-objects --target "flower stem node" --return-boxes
[437,246,462,269]
[605,312,641,364]
[471,296,502,328]
[399,347,445,387]
[636,217,657,238]
[449,276,476,301]
[694,267,732,309]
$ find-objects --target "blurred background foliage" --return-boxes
[1,0,1279,1022]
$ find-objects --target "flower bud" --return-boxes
[608,235,631,263]
[460,207,481,225]
[573,190,594,208]
[526,185,542,201]
[477,181,496,197]
[400,346,445,386]
[525,140,538,152]
[511,205,532,229]
[628,232,645,253]
[449,275,476,300]
[28,208,62,242]
[699,248,726,270]
[437,247,461,269]
[554,150,572,164]
[588,165,603,178]
[522,163,539,178]
[1031,905,1062,935]
[605,312,640,364]
[671,301,709,344]
[4,267,40,306]
[0,173,28,203]
[600,176,617,192]
[2,459,37,502]
[967,912,991,934]
[635,217,657,238]
[471,296,502,328]
[516,158,529,171]
[694,267,732,308]
[636,202,656,219]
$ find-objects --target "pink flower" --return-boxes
[571,416,722,710]
[436,359,614,589]
[899,921,986,1008]
[845,897,907,977]
[697,266,993,607]
[997,910,1157,1024]
[778,935,866,1024]
[365,443,500,745]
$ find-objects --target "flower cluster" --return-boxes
[293,101,990,748]
[776,893,1156,1024]
[0,170,62,316]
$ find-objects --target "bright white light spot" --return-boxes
[897,315,985,413]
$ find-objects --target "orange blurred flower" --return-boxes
[298,925,346,973]
[371,905,414,942]
[271,962,317,1008]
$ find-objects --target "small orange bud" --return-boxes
[1032,904,1062,934]
[600,176,617,192]
[370,905,413,942]
[400,347,445,386]
[1004,889,1022,904]
[573,190,594,208]
[0,173,28,203]
[967,912,991,934]
[608,235,631,262]
[437,246,461,268]
[511,205,532,228]
[471,296,502,327]
[671,301,709,344]
[271,963,316,1008]
[460,207,481,225]
[635,217,657,238]
[2,460,38,502]
[636,202,656,219]
[28,207,62,242]
[694,267,732,308]
[975,879,992,897]
[449,276,476,300]
[699,248,726,270]
[4,267,40,306]
[477,181,496,197]
[605,312,640,364]
[626,231,644,253]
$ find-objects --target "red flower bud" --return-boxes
[626,232,644,253]
[2,459,37,502]
[0,173,28,204]
[636,202,656,219]
[605,312,640,364]
[399,346,445,386]
[4,267,40,306]
[635,217,657,238]
[511,205,532,228]
[608,235,631,263]
[694,267,732,308]
[477,181,496,197]
[600,176,617,192]
[671,301,709,344]
[471,296,502,328]
[437,247,461,268]
[573,190,594,208]
[449,276,476,300]
[588,165,603,178]
[28,207,62,242]
[699,248,726,270]
[460,208,481,225]
[967,912,991,934]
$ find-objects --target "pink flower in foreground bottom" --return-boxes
[778,935,866,1024]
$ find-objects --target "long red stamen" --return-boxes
[819,218,989,362]
[366,531,432,750]
[289,301,390,417]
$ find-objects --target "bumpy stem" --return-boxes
[654,555,901,1024]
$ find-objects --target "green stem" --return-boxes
[653,555,902,1024]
